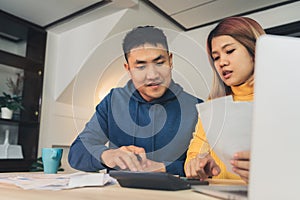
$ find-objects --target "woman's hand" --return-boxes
[185,153,220,180]
[231,151,250,183]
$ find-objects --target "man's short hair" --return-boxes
[122,26,169,61]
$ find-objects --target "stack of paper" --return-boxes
[0,172,116,190]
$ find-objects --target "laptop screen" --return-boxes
[249,34,300,200]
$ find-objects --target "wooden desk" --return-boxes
[0,173,245,200]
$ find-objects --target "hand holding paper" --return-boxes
[197,96,253,174]
[231,151,250,183]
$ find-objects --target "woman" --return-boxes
[184,17,265,183]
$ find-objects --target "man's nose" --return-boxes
[146,65,159,79]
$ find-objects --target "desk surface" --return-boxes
[0,173,246,200]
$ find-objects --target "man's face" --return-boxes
[124,43,173,102]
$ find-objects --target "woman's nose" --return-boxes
[219,56,229,68]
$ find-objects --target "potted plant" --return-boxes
[0,92,24,119]
[0,72,24,119]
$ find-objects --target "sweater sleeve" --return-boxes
[184,118,240,179]
[68,113,109,171]
[185,118,209,165]
[68,91,113,172]
[164,160,185,177]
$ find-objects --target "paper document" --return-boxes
[0,172,116,190]
[197,96,253,174]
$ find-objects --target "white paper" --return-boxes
[68,172,116,188]
[197,96,253,174]
[0,172,116,190]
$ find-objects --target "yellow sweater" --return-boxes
[185,82,254,179]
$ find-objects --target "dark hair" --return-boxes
[122,26,169,61]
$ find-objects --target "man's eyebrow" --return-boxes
[153,55,165,62]
[135,60,147,64]
[135,55,166,64]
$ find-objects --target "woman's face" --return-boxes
[211,35,254,87]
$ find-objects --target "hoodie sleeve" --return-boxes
[164,160,185,177]
[68,95,111,172]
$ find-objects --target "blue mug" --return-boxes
[42,148,63,174]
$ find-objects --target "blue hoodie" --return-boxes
[68,80,202,176]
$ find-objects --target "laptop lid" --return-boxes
[249,34,300,199]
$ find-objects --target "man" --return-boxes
[68,26,202,176]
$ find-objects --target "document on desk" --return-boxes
[0,172,116,190]
[197,96,253,174]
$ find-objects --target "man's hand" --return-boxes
[185,153,220,180]
[231,151,250,183]
[143,159,166,173]
[101,145,146,171]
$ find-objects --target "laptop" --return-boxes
[193,34,300,200]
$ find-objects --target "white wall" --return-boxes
[39,0,300,158]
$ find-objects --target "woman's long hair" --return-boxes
[207,17,265,100]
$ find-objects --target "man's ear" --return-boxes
[169,53,173,69]
[124,63,129,71]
